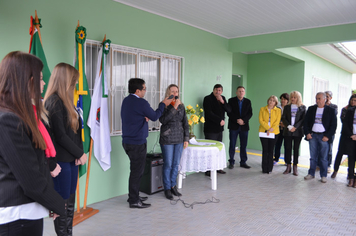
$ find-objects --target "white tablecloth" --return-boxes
[178,141,226,190]
[179,143,227,172]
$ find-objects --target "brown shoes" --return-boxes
[293,165,298,176]
[331,172,337,178]
[283,164,291,175]
[347,179,354,187]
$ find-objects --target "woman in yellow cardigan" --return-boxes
[259,95,281,174]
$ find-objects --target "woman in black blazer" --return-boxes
[0,51,65,236]
[44,63,87,235]
[341,99,356,187]
[281,91,306,176]
[331,94,356,178]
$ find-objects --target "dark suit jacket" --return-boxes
[203,93,231,133]
[227,97,252,131]
[0,110,65,215]
[282,104,306,137]
[45,93,84,164]
[303,105,337,142]
[341,106,356,155]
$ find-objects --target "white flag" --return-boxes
[88,47,111,171]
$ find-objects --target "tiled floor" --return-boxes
[43,149,355,236]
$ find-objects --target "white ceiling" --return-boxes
[114,0,356,72]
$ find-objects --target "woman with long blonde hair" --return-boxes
[281,91,306,176]
[44,63,87,236]
[159,84,189,200]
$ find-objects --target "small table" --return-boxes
[177,139,226,190]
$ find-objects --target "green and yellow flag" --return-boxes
[29,11,50,97]
[74,23,91,177]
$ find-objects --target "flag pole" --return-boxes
[73,34,108,226]
[76,173,80,213]
[83,34,106,209]
[83,139,93,209]
[34,11,42,45]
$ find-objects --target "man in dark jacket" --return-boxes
[227,86,253,169]
[304,92,337,183]
[121,78,172,208]
[203,84,231,175]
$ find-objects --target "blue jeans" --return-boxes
[328,135,335,167]
[161,143,183,190]
[53,161,78,200]
[308,133,329,178]
[229,128,249,165]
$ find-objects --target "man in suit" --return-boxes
[203,84,231,175]
[121,78,172,208]
[227,86,253,169]
[304,92,337,183]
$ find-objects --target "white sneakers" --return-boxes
[304,174,315,180]
[304,174,327,183]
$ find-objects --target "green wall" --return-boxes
[0,0,232,206]
[1,0,355,207]
[276,47,352,156]
[245,53,305,150]
[231,53,248,97]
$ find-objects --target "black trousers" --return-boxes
[348,140,356,179]
[260,137,276,173]
[0,219,43,236]
[333,134,347,172]
[204,132,223,142]
[283,136,302,165]
[123,142,147,204]
[273,132,284,162]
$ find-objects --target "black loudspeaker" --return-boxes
[139,153,164,195]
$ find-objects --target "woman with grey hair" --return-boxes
[258,95,281,174]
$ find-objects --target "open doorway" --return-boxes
[231,74,242,97]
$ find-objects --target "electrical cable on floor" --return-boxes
[169,196,220,209]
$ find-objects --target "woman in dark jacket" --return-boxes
[160,84,189,200]
[331,94,356,178]
[0,51,65,236]
[282,91,306,176]
[340,96,356,187]
[44,63,87,236]
[274,93,289,164]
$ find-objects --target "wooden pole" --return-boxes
[76,173,80,213]
[83,139,93,209]
[34,10,42,45]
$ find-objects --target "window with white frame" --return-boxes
[338,83,351,109]
[312,76,329,103]
[85,40,183,136]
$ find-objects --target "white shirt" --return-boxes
[0,202,48,224]
[268,109,271,127]
[291,104,298,126]
[312,107,325,132]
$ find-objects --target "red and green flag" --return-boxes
[29,11,50,97]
